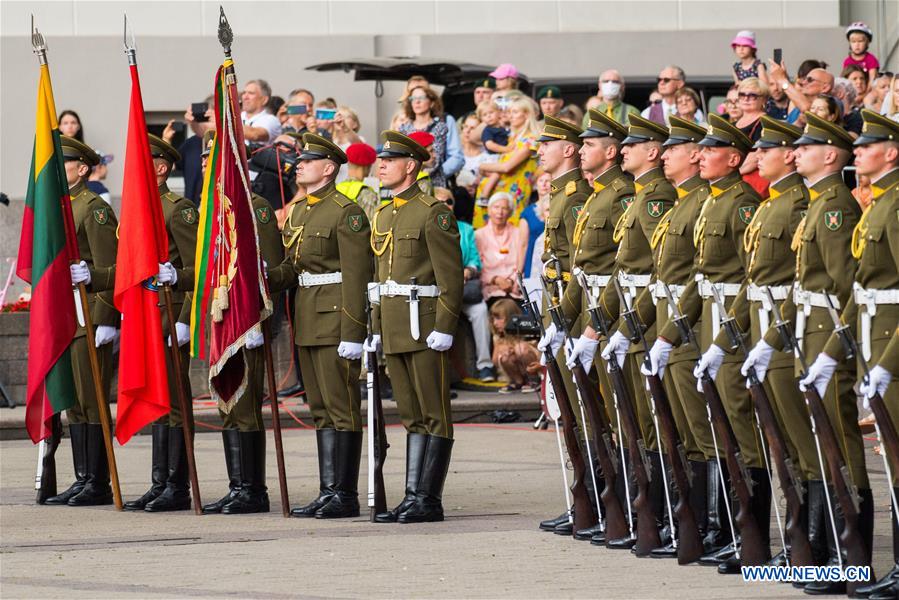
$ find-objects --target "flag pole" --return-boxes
[32,18,122,511]
[262,321,290,516]
[124,16,202,514]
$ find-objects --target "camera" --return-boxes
[248,140,298,209]
[504,314,541,340]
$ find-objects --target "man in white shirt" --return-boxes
[641,66,704,125]
[240,79,282,143]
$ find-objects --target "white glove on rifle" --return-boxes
[694,344,725,392]
[799,353,837,398]
[426,331,453,352]
[363,334,381,353]
[601,330,629,369]
[742,340,775,386]
[94,325,117,347]
[566,335,599,372]
[641,338,673,378]
[157,262,178,286]
[337,341,364,360]
[70,261,91,286]
[860,365,891,409]
[245,328,264,350]
[167,322,191,347]
[537,323,564,354]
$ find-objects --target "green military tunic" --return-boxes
[67,181,118,424]
[157,183,198,428]
[269,182,371,432]
[760,172,868,487]
[370,182,462,438]
[659,170,764,468]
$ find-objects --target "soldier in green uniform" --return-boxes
[559,109,634,543]
[731,117,821,568]
[198,131,285,515]
[119,135,197,512]
[806,110,898,596]
[46,136,119,507]
[654,114,767,570]
[367,131,463,523]
[532,116,595,537]
[597,114,676,549]
[267,133,372,519]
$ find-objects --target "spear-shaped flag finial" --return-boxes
[218,6,233,57]
[31,15,47,65]
[123,14,136,65]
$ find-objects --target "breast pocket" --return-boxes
[666,221,688,255]
[865,226,887,266]
[759,223,785,260]
[396,228,422,257]
[545,217,562,250]
[586,215,610,248]
[304,226,332,256]
[704,221,728,257]
[622,211,639,249]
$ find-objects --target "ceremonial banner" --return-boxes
[112,61,172,444]
[191,59,271,411]
[17,62,78,443]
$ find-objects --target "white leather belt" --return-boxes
[378,280,440,298]
[853,283,899,362]
[652,280,686,316]
[583,274,612,305]
[297,271,342,287]
[617,271,651,308]
[747,283,790,335]
[697,275,742,339]
[793,286,841,354]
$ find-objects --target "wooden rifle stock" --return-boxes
[365,293,388,520]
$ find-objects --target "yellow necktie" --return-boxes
[606,104,614,118]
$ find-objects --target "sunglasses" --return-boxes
[802,75,823,85]
[657,77,681,84]
[738,92,761,100]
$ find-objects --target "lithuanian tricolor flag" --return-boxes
[17,62,78,443]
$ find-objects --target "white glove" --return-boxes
[860,365,892,409]
[168,322,192,347]
[537,323,564,355]
[426,330,453,352]
[566,335,599,372]
[742,340,775,386]
[94,325,117,347]
[601,330,629,369]
[363,334,381,353]
[799,353,837,398]
[70,261,91,286]
[694,344,725,392]
[641,339,673,378]
[245,328,264,350]
[337,341,364,360]
[157,262,178,285]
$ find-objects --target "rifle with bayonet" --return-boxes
[525,274,594,533]
[614,278,703,564]
[365,290,388,520]
[672,283,767,565]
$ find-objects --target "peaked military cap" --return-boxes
[663,115,708,147]
[148,133,181,164]
[698,113,753,153]
[580,109,628,141]
[536,115,583,144]
[377,130,430,162]
[793,111,854,151]
[855,108,899,146]
[299,132,347,164]
[753,115,803,149]
[474,76,496,90]
[621,113,669,145]
[60,136,101,167]
[537,85,562,100]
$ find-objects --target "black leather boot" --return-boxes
[717,467,771,575]
[375,433,428,523]
[144,427,192,512]
[222,430,269,514]
[855,489,899,598]
[202,429,241,514]
[125,424,170,511]
[574,457,603,540]
[700,459,735,564]
[398,435,453,523]
[68,424,113,506]
[689,459,709,539]
[36,415,63,504]
[868,581,899,600]
[316,430,362,518]
[291,428,337,517]
[803,485,847,595]
[651,457,678,558]
[45,423,88,505]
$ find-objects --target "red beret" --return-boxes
[345,142,376,166]
[408,131,435,148]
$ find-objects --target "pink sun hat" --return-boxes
[489,63,519,80]
[731,30,757,49]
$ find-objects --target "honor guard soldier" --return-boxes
[597,114,676,549]
[200,131,285,515]
[46,136,119,507]
[366,130,463,523]
[653,114,767,570]
[121,134,198,513]
[810,110,899,597]
[559,109,634,543]
[268,133,372,519]
[533,116,596,537]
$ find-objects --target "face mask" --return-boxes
[601,81,622,99]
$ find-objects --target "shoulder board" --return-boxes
[162,191,181,203]
[416,193,440,207]
[818,187,840,203]
[564,180,577,196]
[641,181,658,195]
[785,186,808,203]
[328,189,353,208]
[611,178,628,192]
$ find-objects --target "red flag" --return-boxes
[112,63,171,444]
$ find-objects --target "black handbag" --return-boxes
[462,278,483,304]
